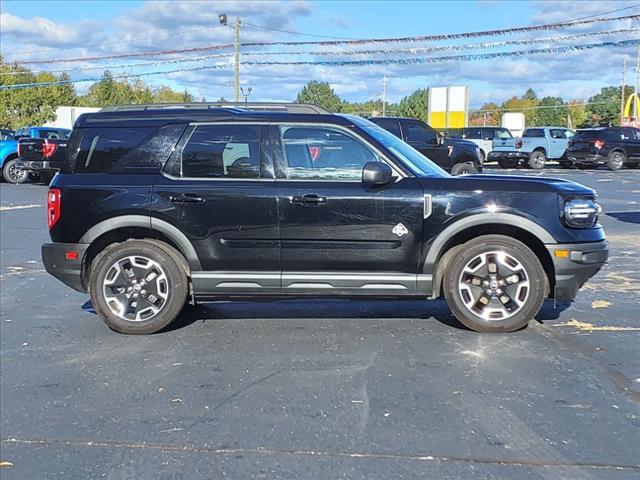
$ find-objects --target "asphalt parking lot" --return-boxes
[1,167,639,479]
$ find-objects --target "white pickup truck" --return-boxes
[489,126,575,169]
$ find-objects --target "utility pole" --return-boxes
[382,75,387,116]
[633,45,640,127]
[219,13,241,102]
[621,56,626,125]
[234,18,241,103]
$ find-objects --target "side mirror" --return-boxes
[362,162,393,188]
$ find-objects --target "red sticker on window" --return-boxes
[309,146,321,161]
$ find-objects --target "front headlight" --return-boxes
[563,198,601,228]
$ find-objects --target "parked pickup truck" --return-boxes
[369,117,483,175]
[489,127,574,169]
[18,132,70,185]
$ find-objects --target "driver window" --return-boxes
[281,126,379,180]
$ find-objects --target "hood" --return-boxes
[424,173,596,196]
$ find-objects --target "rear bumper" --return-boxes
[546,240,608,301]
[567,153,605,164]
[42,242,90,292]
[18,160,58,173]
[487,151,529,161]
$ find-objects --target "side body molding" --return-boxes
[79,215,202,270]
[423,212,556,275]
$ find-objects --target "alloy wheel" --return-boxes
[102,255,169,322]
[458,250,530,321]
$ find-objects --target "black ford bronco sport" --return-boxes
[42,103,608,335]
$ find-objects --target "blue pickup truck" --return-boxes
[489,126,574,169]
[0,126,71,183]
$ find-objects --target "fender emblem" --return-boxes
[392,223,409,237]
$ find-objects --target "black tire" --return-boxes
[497,158,517,169]
[443,235,547,333]
[450,161,477,175]
[2,158,28,184]
[528,150,546,169]
[558,161,573,169]
[478,149,486,164]
[89,239,188,334]
[606,150,625,171]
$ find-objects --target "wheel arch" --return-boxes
[79,216,201,287]
[531,147,547,156]
[425,214,555,299]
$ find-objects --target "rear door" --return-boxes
[549,128,568,158]
[152,123,280,294]
[623,128,640,160]
[400,120,449,166]
[274,123,425,295]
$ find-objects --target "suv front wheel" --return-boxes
[89,239,188,334]
[443,235,547,333]
[450,161,477,175]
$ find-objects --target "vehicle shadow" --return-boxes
[606,211,640,225]
[84,298,572,333]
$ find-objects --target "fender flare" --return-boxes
[79,215,201,270]
[423,212,556,275]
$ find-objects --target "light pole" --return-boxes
[240,87,252,103]
[219,13,241,102]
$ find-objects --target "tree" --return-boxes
[0,58,78,129]
[295,81,343,112]
[522,88,538,101]
[567,100,588,128]
[395,89,429,123]
[470,102,500,126]
[585,86,634,126]
[501,95,539,127]
[535,96,567,126]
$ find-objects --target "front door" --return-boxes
[152,123,280,294]
[273,124,425,295]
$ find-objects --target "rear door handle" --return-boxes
[170,194,205,205]
[290,194,327,205]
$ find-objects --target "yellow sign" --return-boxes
[624,92,639,117]
[428,86,468,129]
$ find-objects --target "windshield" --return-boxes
[342,115,448,178]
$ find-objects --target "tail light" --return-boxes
[42,140,58,159]
[47,188,61,229]
[594,139,605,150]
[17,142,22,157]
[515,138,523,149]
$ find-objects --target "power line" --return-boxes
[3,28,634,77]
[10,13,640,65]
[560,3,640,22]
[3,38,638,90]
[242,22,360,40]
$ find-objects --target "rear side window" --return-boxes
[523,128,545,138]
[371,119,401,138]
[573,130,602,141]
[464,128,482,139]
[180,124,261,179]
[67,125,186,173]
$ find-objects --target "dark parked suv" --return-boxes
[566,127,640,170]
[43,103,608,335]
[368,117,482,175]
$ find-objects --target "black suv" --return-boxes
[566,127,640,170]
[42,103,608,335]
[368,117,482,175]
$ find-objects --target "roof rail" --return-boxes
[100,102,331,114]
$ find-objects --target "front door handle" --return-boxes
[290,194,327,206]
[170,194,205,205]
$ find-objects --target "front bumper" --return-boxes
[487,151,529,161]
[42,242,90,292]
[546,240,608,301]
[18,160,57,173]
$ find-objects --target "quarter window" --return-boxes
[181,124,260,178]
[280,126,379,180]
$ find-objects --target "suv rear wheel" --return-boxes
[607,151,625,171]
[443,235,547,333]
[89,239,188,334]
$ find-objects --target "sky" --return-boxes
[0,0,638,108]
